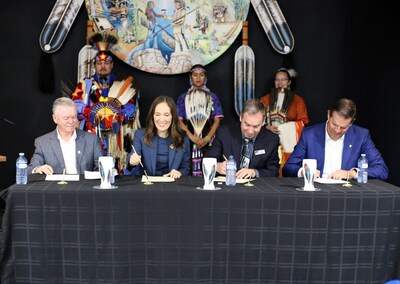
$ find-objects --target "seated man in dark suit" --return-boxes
[28,97,103,175]
[282,98,388,180]
[205,99,280,178]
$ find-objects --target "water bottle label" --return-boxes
[18,164,27,169]
[362,164,368,169]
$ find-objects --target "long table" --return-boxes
[1,176,400,283]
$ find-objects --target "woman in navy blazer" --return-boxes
[125,96,190,178]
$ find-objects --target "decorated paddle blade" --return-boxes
[234,21,255,117]
[250,0,294,54]
[77,45,96,82]
[40,0,84,53]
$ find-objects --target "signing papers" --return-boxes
[314,178,347,184]
[45,174,80,181]
[141,176,175,183]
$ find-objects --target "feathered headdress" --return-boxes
[89,33,118,62]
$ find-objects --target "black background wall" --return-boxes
[0,0,398,189]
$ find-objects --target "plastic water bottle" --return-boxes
[107,153,115,184]
[16,153,28,185]
[357,153,368,183]
[226,155,237,186]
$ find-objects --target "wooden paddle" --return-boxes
[234,20,255,117]
[39,0,85,53]
[250,0,294,54]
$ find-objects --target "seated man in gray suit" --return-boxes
[28,97,103,175]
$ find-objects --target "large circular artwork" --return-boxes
[85,0,250,74]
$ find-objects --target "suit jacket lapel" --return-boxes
[314,124,326,171]
[342,126,355,169]
[250,132,262,167]
[50,130,65,170]
[75,131,85,173]
[148,136,158,175]
[232,124,242,163]
[168,139,176,170]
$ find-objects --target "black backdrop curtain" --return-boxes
[0,0,398,189]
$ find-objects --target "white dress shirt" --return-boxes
[57,129,78,174]
[297,123,345,178]
[322,127,345,178]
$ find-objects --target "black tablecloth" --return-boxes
[1,176,400,283]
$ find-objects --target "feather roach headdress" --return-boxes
[89,33,118,62]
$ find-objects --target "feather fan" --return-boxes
[184,89,212,136]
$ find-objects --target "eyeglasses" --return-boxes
[275,78,289,82]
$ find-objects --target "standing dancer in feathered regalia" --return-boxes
[176,64,224,176]
[71,33,140,173]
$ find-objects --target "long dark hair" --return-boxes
[144,96,186,148]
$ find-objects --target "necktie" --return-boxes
[240,138,252,169]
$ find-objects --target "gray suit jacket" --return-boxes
[27,129,103,174]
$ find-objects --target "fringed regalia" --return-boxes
[71,73,140,173]
[266,87,294,126]
[71,33,140,173]
[184,89,213,176]
[176,65,224,177]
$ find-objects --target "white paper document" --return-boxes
[45,174,80,181]
[214,176,255,184]
[314,178,347,184]
[84,171,101,179]
[84,170,119,180]
[141,176,175,182]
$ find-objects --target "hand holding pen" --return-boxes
[129,149,142,167]
[217,154,228,175]
[130,145,151,183]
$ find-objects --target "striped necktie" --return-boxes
[240,138,252,169]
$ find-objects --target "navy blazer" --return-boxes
[125,129,191,176]
[282,123,389,180]
[205,122,280,177]
[27,129,103,174]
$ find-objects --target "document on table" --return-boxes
[45,174,80,181]
[314,178,347,184]
[214,176,255,184]
[84,171,101,179]
[141,175,175,182]
[84,170,119,179]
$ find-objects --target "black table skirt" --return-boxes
[1,176,400,283]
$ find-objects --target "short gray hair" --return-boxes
[241,99,266,118]
[52,97,77,114]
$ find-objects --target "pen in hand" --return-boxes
[131,145,150,181]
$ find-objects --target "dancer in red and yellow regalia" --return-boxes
[71,33,140,173]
